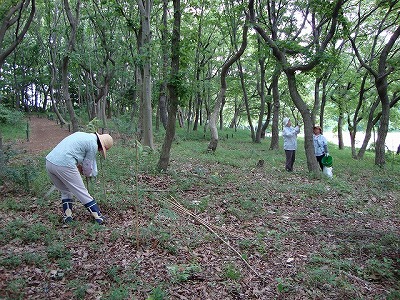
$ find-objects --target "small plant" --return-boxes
[23,252,45,266]
[102,285,130,300]
[5,278,26,299]
[85,117,102,133]
[147,285,168,300]
[308,266,338,288]
[167,263,201,283]
[362,257,396,281]
[276,277,291,293]
[74,284,87,299]
[0,253,22,268]
[0,144,37,189]
[222,262,241,281]
[107,265,123,283]
[46,242,71,260]
[23,223,55,243]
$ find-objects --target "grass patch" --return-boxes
[1,119,399,299]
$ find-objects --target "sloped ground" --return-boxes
[1,117,399,299]
[19,115,71,154]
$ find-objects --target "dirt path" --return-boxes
[21,116,71,154]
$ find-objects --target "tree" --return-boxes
[61,0,80,132]
[0,0,35,69]
[249,0,345,172]
[157,0,180,171]
[137,0,154,150]
[348,0,400,166]
[208,16,249,152]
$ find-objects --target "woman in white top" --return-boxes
[282,117,301,172]
[46,132,113,224]
[313,125,329,170]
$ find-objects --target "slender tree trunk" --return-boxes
[158,0,169,130]
[255,54,266,143]
[269,70,280,150]
[320,78,328,130]
[237,59,255,141]
[286,71,320,171]
[62,0,80,132]
[356,98,380,159]
[208,20,248,152]
[261,101,271,138]
[137,0,154,149]
[312,77,322,125]
[337,101,344,149]
[157,0,180,171]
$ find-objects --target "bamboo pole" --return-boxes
[167,196,263,280]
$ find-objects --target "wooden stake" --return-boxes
[167,196,263,280]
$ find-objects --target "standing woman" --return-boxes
[282,117,301,172]
[313,125,329,170]
[46,132,113,224]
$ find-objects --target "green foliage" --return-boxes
[67,280,87,299]
[85,117,102,133]
[222,262,241,281]
[107,265,123,283]
[46,242,71,260]
[276,277,292,293]
[3,278,26,300]
[147,285,168,300]
[0,104,24,125]
[0,218,56,245]
[0,253,22,268]
[102,286,130,300]
[363,257,397,281]
[167,263,201,283]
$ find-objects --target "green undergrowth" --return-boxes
[1,122,399,299]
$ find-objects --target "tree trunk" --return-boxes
[356,98,380,159]
[137,0,154,149]
[312,77,322,125]
[374,25,400,166]
[255,54,266,143]
[374,81,389,166]
[157,0,180,171]
[62,0,80,132]
[337,101,344,150]
[208,20,248,152]
[269,70,280,150]
[158,0,169,130]
[237,60,255,141]
[286,71,320,171]
[261,101,271,138]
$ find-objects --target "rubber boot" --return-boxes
[84,200,105,224]
[62,199,73,223]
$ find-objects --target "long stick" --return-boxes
[167,196,263,279]
[135,139,140,248]
[99,156,106,200]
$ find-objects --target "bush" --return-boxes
[0,104,24,125]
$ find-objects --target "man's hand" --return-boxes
[325,153,329,157]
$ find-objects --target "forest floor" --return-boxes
[1,116,399,300]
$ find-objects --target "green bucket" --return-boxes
[321,155,333,167]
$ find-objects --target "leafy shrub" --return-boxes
[0,104,24,125]
[0,146,38,189]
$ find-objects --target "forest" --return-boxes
[0,0,399,171]
[0,1,400,299]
